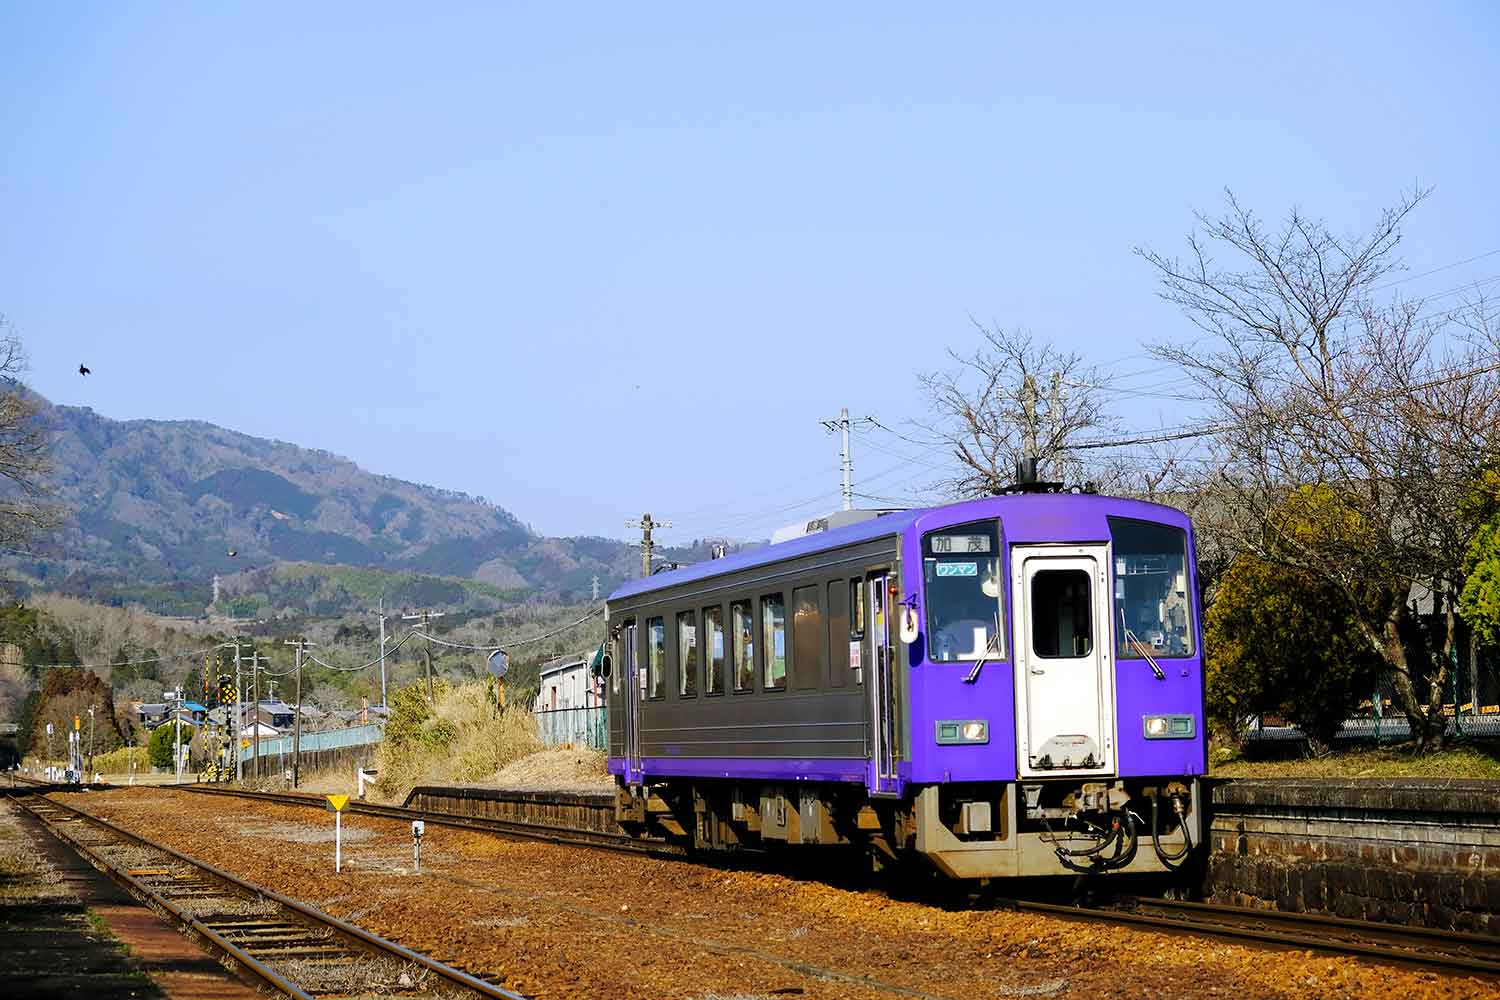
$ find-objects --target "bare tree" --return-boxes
[918,323,1120,496]
[0,318,55,547]
[1139,189,1500,749]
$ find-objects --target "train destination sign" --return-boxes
[931,533,991,553]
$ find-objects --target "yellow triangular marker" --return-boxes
[326,794,349,812]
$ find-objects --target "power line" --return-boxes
[413,607,605,652]
[1372,248,1500,292]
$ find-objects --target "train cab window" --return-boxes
[923,522,1003,662]
[1109,517,1195,658]
[704,605,725,695]
[827,580,849,688]
[677,610,698,697]
[762,593,788,690]
[646,617,666,699]
[731,601,755,692]
[791,586,823,690]
[1031,570,1093,658]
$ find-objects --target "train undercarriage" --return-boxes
[615,776,1202,879]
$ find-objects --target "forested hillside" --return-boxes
[8,400,733,613]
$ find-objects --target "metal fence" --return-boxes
[239,723,385,762]
[1246,645,1500,746]
[535,706,607,750]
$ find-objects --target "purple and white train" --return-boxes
[603,488,1204,878]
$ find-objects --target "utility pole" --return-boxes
[87,705,95,777]
[820,408,876,511]
[231,640,246,783]
[376,597,388,709]
[1020,374,1040,482]
[172,685,183,784]
[250,650,262,782]
[284,638,315,789]
[625,514,671,578]
[402,611,446,704]
[1047,371,1064,481]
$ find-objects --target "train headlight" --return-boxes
[1142,714,1195,739]
[935,720,989,744]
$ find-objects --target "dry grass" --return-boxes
[483,746,611,792]
[375,683,542,803]
[1211,741,1500,779]
[90,745,150,775]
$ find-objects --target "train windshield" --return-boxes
[1109,517,1194,658]
[923,521,1003,661]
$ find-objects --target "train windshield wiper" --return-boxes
[963,612,1001,684]
[1120,609,1166,680]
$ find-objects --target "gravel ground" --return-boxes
[50,788,1497,1000]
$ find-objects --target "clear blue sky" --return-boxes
[4,4,1498,544]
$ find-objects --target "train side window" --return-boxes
[703,605,725,695]
[731,600,755,692]
[791,585,823,690]
[826,580,849,688]
[646,617,666,698]
[1031,570,1093,658]
[677,610,698,698]
[762,593,787,690]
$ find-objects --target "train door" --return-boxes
[1011,546,1115,777]
[867,572,900,795]
[622,620,642,784]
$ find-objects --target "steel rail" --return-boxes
[992,895,1500,979]
[15,791,529,1000]
[15,794,319,1000]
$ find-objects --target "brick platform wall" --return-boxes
[1205,778,1500,935]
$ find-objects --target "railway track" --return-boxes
[10,788,528,1000]
[996,893,1500,980]
[41,780,1500,983]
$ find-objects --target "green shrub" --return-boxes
[1206,551,1383,750]
[147,722,191,768]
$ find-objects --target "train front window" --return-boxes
[1109,517,1194,658]
[923,521,1003,662]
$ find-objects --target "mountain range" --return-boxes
[9,400,724,614]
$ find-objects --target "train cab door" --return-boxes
[1012,545,1116,777]
[866,572,900,795]
[622,620,642,784]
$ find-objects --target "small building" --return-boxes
[531,651,607,750]
[254,700,295,729]
[239,722,279,740]
[532,652,605,713]
[137,703,170,726]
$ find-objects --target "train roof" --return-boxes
[608,492,1191,603]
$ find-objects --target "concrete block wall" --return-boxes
[1205,778,1500,934]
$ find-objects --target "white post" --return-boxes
[335,810,342,873]
[173,686,183,785]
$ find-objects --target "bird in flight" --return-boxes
[78,364,91,376]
